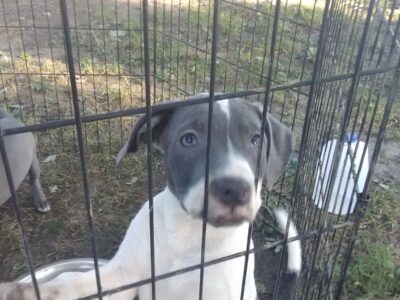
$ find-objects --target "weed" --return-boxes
[345,184,400,298]
[0,1,398,299]
[348,242,400,298]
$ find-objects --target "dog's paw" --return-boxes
[36,201,51,213]
[33,193,51,213]
[0,283,28,300]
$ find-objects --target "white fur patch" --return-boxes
[217,100,230,122]
[182,153,261,224]
[274,208,302,274]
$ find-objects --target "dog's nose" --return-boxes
[210,177,251,206]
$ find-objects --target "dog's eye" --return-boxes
[180,132,198,147]
[251,134,261,145]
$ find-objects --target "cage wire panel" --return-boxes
[0,0,399,298]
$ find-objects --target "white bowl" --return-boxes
[17,258,108,284]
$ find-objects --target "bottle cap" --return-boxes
[345,133,358,143]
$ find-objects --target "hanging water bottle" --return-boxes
[313,133,369,216]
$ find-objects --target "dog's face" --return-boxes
[117,94,294,227]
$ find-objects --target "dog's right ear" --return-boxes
[116,109,174,164]
[251,102,295,190]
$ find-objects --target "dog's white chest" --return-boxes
[123,189,257,300]
[138,256,256,300]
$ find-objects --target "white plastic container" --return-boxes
[313,134,369,215]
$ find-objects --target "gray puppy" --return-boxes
[0,109,49,212]
[0,94,301,299]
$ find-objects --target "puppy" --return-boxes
[0,94,301,299]
[0,109,49,212]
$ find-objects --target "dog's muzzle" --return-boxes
[210,177,251,206]
[207,177,254,227]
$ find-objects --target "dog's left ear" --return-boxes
[116,108,174,164]
[253,103,295,190]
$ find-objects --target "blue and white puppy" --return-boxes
[0,109,49,212]
[0,94,301,299]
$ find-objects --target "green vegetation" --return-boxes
[346,184,400,299]
[0,0,399,298]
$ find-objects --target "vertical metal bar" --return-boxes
[305,0,376,281]
[192,0,202,92]
[376,0,397,66]
[305,78,354,291]
[14,0,38,140]
[345,0,365,73]
[277,0,310,122]
[160,0,166,98]
[99,0,112,151]
[256,0,282,217]
[338,0,362,73]
[388,18,400,60]
[233,4,246,91]
[368,0,388,63]
[153,0,158,101]
[127,0,134,111]
[201,0,213,92]
[85,0,101,149]
[58,0,103,298]
[176,0,182,89]
[244,0,261,91]
[259,1,274,89]
[0,69,8,109]
[43,0,66,151]
[311,80,357,299]
[184,0,191,92]
[128,0,137,120]
[140,0,145,104]
[300,79,340,233]
[319,72,388,299]
[301,1,378,295]
[295,3,337,232]
[312,76,379,299]
[295,0,350,235]
[222,2,234,93]
[287,0,320,130]
[281,0,332,296]
[113,0,124,143]
[0,133,41,299]
[338,81,375,221]
[71,0,89,148]
[335,60,400,299]
[168,0,173,98]
[240,0,282,298]
[0,0,25,121]
[142,0,157,297]
[273,0,290,84]
[295,0,346,230]
[277,4,335,300]
[198,0,220,298]
[306,0,384,297]
[27,0,53,151]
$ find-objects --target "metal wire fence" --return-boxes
[0,0,399,298]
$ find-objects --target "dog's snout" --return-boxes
[210,177,251,206]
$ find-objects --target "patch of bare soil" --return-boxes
[373,139,400,186]
[0,149,166,280]
[0,0,142,60]
[0,0,399,298]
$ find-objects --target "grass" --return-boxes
[345,184,400,299]
[348,242,400,298]
[0,0,399,298]
[0,149,166,280]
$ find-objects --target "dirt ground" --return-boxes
[0,0,142,59]
[1,0,399,298]
[372,139,400,186]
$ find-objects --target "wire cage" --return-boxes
[0,0,399,298]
